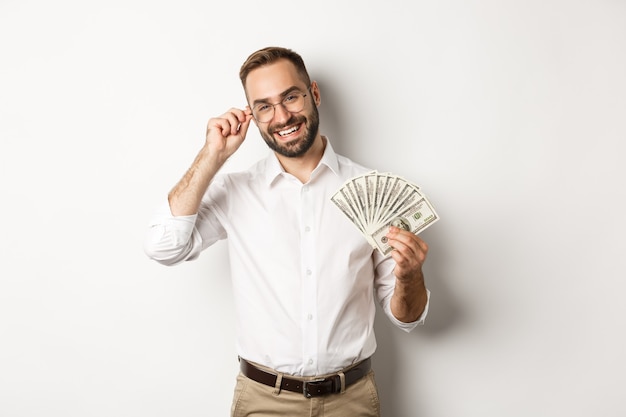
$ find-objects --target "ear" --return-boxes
[310,81,321,106]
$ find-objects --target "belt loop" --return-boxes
[338,371,346,394]
[273,372,283,396]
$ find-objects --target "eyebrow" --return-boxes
[251,86,304,106]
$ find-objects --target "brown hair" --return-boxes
[239,46,311,88]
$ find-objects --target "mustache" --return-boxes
[270,115,306,132]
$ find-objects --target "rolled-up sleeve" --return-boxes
[143,201,205,265]
[144,174,230,266]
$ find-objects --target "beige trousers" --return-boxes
[230,370,381,417]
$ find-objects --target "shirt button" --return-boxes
[305,226,311,232]
[306,268,312,276]
[307,314,313,320]
[303,186,309,192]
[308,359,314,365]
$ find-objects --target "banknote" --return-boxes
[331,171,439,255]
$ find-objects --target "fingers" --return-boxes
[207,108,253,138]
[386,226,428,270]
[387,226,428,253]
[237,109,253,138]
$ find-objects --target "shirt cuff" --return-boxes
[384,289,431,333]
[148,201,199,245]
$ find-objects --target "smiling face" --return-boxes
[244,59,321,158]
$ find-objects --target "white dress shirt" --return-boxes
[144,139,429,376]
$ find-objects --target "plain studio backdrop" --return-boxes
[1,1,625,416]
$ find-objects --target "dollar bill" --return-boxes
[369,197,439,255]
[330,171,439,255]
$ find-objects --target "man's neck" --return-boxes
[275,135,326,184]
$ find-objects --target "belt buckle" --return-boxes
[303,378,334,398]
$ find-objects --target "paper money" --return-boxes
[331,171,439,255]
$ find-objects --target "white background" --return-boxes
[1,1,625,416]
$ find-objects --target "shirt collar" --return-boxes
[263,136,340,187]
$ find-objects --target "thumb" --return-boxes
[237,114,253,139]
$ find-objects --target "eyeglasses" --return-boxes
[251,89,309,123]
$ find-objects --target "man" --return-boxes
[144,46,430,417]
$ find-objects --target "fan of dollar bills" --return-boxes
[330,171,439,255]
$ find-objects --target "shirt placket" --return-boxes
[300,183,318,375]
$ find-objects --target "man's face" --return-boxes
[245,60,320,158]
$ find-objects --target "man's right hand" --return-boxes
[205,107,254,165]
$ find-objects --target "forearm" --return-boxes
[390,272,428,323]
[168,108,251,215]
[168,145,225,216]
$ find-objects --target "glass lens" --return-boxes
[253,104,274,123]
[282,92,304,112]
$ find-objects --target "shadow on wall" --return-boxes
[373,229,464,416]
[314,74,351,157]
[316,72,465,414]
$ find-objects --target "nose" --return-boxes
[272,103,291,123]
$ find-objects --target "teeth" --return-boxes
[278,126,299,136]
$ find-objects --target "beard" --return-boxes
[259,104,320,158]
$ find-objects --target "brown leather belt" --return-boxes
[239,357,371,398]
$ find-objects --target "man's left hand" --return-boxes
[385,226,429,282]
